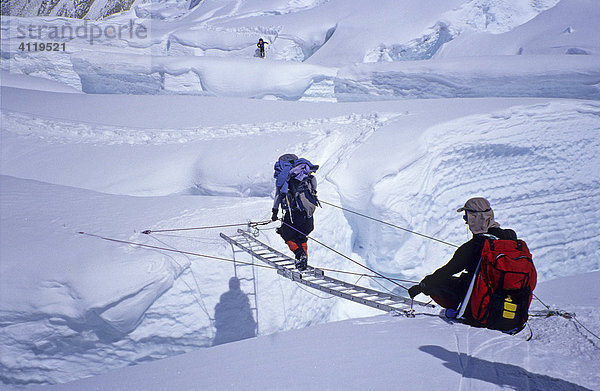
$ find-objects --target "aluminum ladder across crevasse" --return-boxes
[220,229,433,313]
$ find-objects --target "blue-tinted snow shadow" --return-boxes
[419,345,593,391]
[212,277,257,346]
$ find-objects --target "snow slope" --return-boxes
[44,271,600,391]
[1,0,599,388]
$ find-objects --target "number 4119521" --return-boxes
[19,42,66,52]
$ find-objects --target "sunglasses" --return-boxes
[462,208,491,213]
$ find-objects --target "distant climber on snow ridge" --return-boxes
[257,38,268,58]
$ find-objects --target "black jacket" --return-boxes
[421,227,517,293]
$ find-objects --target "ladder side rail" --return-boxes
[221,233,293,271]
[232,232,430,308]
[237,230,297,259]
[303,270,422,306]
[278,269,400,312]
[220,233,286,270]
[313,274,394,297]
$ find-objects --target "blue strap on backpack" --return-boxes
[274,160,293,194]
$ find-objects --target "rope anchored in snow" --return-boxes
[141,220,272,235]
[531,293,600,342]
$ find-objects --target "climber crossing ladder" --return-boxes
[220,229,434,313]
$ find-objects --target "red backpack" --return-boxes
[466,238,537,333]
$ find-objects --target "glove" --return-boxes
[408,284,423,299]
[271,208,279,221]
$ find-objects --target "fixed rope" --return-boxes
[319,199,459,248]
[531,292,600,342]
[142,220,271,234]
[78,231,278,270]
[142,199,459,249]
[78,230,417,284]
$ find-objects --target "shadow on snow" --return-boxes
[419,345,593,391]
[212,277,257,346]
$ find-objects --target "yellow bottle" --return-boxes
[503,296,517,319]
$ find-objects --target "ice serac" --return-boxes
[435,0,599,57]
[3,0,136,19]
[71,51,337,98]
[335,55,600,101]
